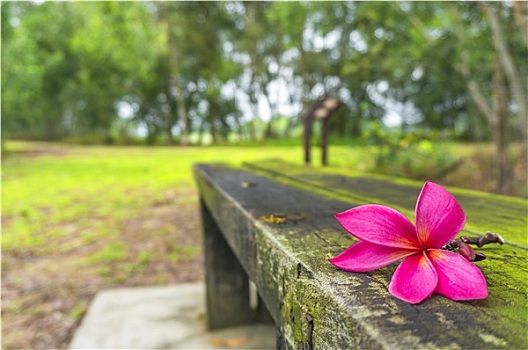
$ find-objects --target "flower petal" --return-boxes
[388,252,438,304]
[415,181,466,249]
[335,205,419,249]
[329,241,417,272]
[428,250,488,301]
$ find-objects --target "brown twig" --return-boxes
[458,231,505,248]
[443,232,504,262]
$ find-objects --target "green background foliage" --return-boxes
[2,1,526,143]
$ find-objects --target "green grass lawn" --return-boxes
[2,141,366,254]
[2,140,524,265]
[1,141,374,349]
[1,140,525,349]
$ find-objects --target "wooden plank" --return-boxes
[244,159,527,248]
[194,163,527,350]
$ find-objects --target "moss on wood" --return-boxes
[195,162,528,350]
[244,159,527,248]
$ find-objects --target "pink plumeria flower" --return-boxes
[329,181,488,304]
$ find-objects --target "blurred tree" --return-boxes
[1,2,155,141]
[443,2,527,193]
[67,2,132,138]
[158,1,189,144]
[330,1,396,137]
[2,2,79,139]
[2,0,526,163]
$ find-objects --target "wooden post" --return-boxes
[303,111,313,165]
[321,118,329,166]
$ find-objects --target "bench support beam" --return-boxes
[200,197,254,329]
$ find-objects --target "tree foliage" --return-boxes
[2,1,526,148]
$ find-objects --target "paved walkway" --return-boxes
[69,283,275,349]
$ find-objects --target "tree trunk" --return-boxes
[492,60,511,194]
[169,49,189,145]
[484,2,527,164]
[166,122,174,145]
[248,88,260,141]
[512,1,528,46]
[164,4,189,145]
[263,93,278,139]
[456,56,512,194]
[208,102,218,144]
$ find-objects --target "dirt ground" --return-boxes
[2,180,205,349]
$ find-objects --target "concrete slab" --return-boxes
[69,283,275,349]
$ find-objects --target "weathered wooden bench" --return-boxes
[194,159,527,349]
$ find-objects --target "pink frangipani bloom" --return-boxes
[329,181,488,304]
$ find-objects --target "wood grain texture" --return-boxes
[194,162,527,350]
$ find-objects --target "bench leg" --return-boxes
[200,198,255,329]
